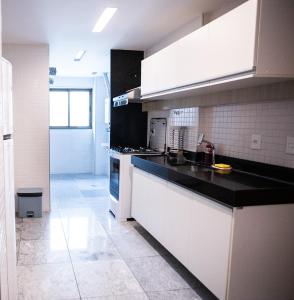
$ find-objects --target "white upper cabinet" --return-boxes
[142,25,211,94]
[208,0,257,80]
[141,0,294,99]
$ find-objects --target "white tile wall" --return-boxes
[148,107,199,152]
[199,101,294,168]
[3,44,50,211]
[169,107,199,151]
[148,100,294,168]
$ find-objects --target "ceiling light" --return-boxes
[74,50,86,62]
[92,8,117,33]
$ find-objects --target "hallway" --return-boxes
[15,175,215,300]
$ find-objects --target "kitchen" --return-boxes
[0,0,294,299]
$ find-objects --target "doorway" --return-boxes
[48,76,110,208]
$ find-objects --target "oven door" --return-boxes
[110,156,120,200]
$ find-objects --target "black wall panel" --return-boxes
[110,49,147,148]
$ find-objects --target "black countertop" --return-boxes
[131,155,294,208]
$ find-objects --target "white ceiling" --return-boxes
[2,0,238,77]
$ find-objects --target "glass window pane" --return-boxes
[50,91,68,127]
[69,91,90,127]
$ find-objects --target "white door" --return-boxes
[0,232,9,300]
[3,139,17,300]
[187,194,233,300]
[161,182,192,266]
[208,0,258,80]
[131,168,167,241]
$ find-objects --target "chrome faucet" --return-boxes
[197,133,215,165]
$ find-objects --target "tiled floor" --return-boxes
[16,174,217,300]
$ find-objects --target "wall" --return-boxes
[51,76,94,89]
[50,129,93,174]
[199,101,294,168]
[145,16,203,57]
[146,82,294,169]
[145,0,246,57]
[148,108,199,152]
[203,0,246,25]
[93,76,109,176]
[3,44,50,211]
[49,76,95,174]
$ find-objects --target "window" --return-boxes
[50,89,92,128]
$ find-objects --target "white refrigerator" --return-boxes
[1,57,17,300]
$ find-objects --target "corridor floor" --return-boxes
[16,174,216,300]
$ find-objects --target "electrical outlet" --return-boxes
[286,136,294,155]
[251,134,261,150]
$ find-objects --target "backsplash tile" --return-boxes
[148,108,199,152]
[199,101,294,168]
[148,100,294,168]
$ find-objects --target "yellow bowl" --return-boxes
[212,163,232,169]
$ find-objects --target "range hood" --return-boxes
[113,87,142,107]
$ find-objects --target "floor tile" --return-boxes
[126,255,189,292]
[16,239,20,259]
[18,239,70,265]
[147,288,200,299]
[17,174,215,300]
[17,263,80,300]
[110,229,160,259]
[16,228,21,241]
[82,297,114,300]
[21,218,65,241]
[73,260,143,298]
[161,254,218,300]
[113,293,149,300]
[81,189,109,198]
[59,208,107,243]
[82,293,148,299]
[22,211,60,224]
[16,217,23,230]
[98,216,135,235]
[69,236,121,262]
[132,224,170,256]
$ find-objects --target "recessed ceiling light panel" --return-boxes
[74,50,86,61]
[92,7,117,33]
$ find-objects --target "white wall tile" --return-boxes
[199,100,294,168]
[149,100,294,168]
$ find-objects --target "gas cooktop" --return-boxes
[111,146,160,154]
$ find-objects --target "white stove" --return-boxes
[109,147,160,221]
[111,146,160,154]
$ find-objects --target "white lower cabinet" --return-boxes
[187,194,232,300]
[132,167,294,300]
[161,183,192,266]
[131,168,167,242]
[131,167,233,299]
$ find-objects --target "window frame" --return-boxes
[49,88,93,129]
